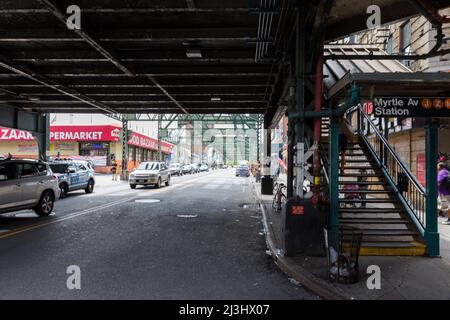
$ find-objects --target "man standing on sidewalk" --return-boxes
[111,159,118,181]
[438,162,450,225]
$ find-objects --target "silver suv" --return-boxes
[0,159,61,216]
[129,162,170,189]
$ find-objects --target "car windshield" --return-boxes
[49,164,69,173]
[138,162,159,170]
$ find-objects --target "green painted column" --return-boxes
[425,121,440,256]
[329,117,340,227]
[157,114,162,161]
[121,118,129,181]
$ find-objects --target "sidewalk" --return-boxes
[252,175,450,300]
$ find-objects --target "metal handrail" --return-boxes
[356,106,426,229]
[358,108,425,193]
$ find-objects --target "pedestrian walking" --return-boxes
[438,162,450,225]
[111,160,118,181]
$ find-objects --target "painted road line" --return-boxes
[0,195,146,240]
[176,184,192,190]
[0,172,217,240]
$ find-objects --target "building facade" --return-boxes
[0,123,174,174]
[348,11,450,183]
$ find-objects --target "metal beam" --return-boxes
[0,54,120,118]
[186,0,196,9]
[0,8,259,13]
[37,0,189,115]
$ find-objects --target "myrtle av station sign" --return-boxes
[373,97,450,117]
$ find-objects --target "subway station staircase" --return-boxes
[320,115,427,256]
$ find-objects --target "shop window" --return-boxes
[128,146,136,162]
[400,21,412,66]
[386,34,393,54]
[79,142,110,157]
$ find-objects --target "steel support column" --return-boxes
[294,5,306,198]
[157,114,162,161]
[329,116,340,227]
[425,120,440,256]
[35,114,50,161]
[121,119,129,181]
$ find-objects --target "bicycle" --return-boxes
[272,182,287,212]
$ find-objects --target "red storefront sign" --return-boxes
[50,125,121,142]
[1,125,173,154]
[128,131,174,154]
[0,127,35,140]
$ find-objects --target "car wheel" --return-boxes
[59,183,68,198]
[155,178,161,188]
[165,176,170,186]
[34,191,54,216]
[85,179,95,193]
[130,184,136,189]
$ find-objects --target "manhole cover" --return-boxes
[177,214,198,218]
[134,199,161,204]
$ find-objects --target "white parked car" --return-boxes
[0,159,60,216]
[129,162,170,189]
[169,163,183,176]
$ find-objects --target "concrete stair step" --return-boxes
[339,208,402,213]
[339,198,396,203]
[340,218,409,224]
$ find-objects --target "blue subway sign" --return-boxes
[373,97,450,117]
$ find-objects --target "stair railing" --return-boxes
[355,106,426,236]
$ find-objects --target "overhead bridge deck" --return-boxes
[1,0,449,118]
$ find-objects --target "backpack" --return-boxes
[443,170,450,191]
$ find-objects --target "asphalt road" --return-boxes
[0,169,318,299]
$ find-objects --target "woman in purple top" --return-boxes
[438,162,450,225]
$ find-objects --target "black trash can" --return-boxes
[261,176,273,195]
[324,225,363,284]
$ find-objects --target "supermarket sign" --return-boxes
[372,97,450,117]
[0,125,122,142]
[50,125,121,142]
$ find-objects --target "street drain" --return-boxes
[177,214,198,218]
[134,199,161,204]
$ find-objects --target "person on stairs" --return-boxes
[438,162,450,225]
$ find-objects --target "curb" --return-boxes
[251,177,347,300]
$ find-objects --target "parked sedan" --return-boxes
[199,164,209,172]
[235,165,250,177]
[181,164,193,174]
[0,159,60,216]
[129,162,170,189]
[169,163,183,176]
[191,163,201,174]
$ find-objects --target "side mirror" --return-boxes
[0,174,7,181]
